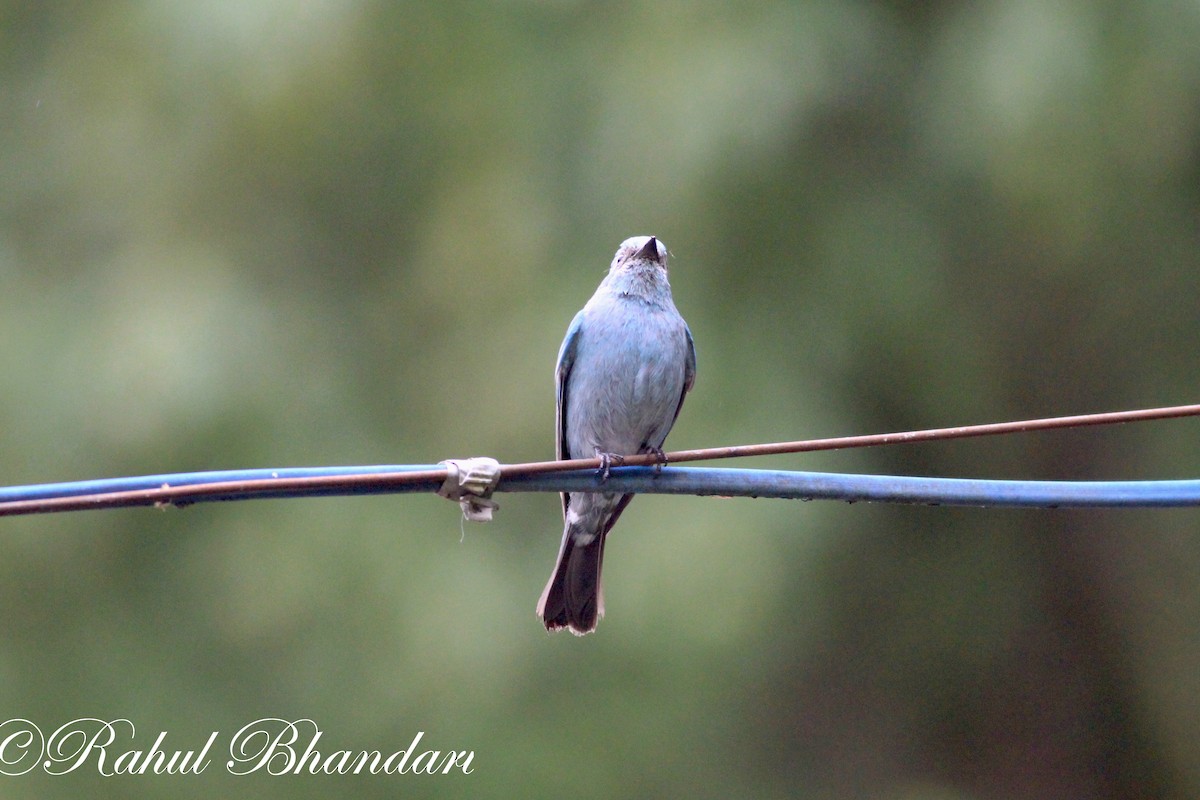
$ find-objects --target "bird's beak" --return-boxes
[636,237,661,263]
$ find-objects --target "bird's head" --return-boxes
[609,235,668,276]
[610,235,667,273]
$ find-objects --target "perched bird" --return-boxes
[536,236,696,635]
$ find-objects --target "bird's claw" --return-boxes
[594,450,625,482]
[646,446,668,474]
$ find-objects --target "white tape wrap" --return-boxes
[437,457,502,522]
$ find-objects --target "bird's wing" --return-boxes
[668,324,697,430]
[555,310,586,518]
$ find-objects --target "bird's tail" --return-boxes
[536,523,607,636]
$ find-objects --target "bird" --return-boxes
[536,235,696,635]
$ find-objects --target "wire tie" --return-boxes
[437,457,501,522]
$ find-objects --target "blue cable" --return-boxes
[0,466,437,502]
[504,468,1200,507]
[2,465,1199,510]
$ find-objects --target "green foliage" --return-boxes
[2,1,1199,796]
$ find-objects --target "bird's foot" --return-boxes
[646,445,668,474]
[594,449,625,482]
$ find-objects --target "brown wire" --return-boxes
[3,403,1199,516]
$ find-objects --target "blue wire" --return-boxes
[2,465,1199,509]
[0,466,437,502]
[505,468,1200,507]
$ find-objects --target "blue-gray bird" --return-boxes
[537,235,696,635]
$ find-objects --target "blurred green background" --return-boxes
[2,1,1200,797]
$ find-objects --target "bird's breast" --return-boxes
[564,300,689,456]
